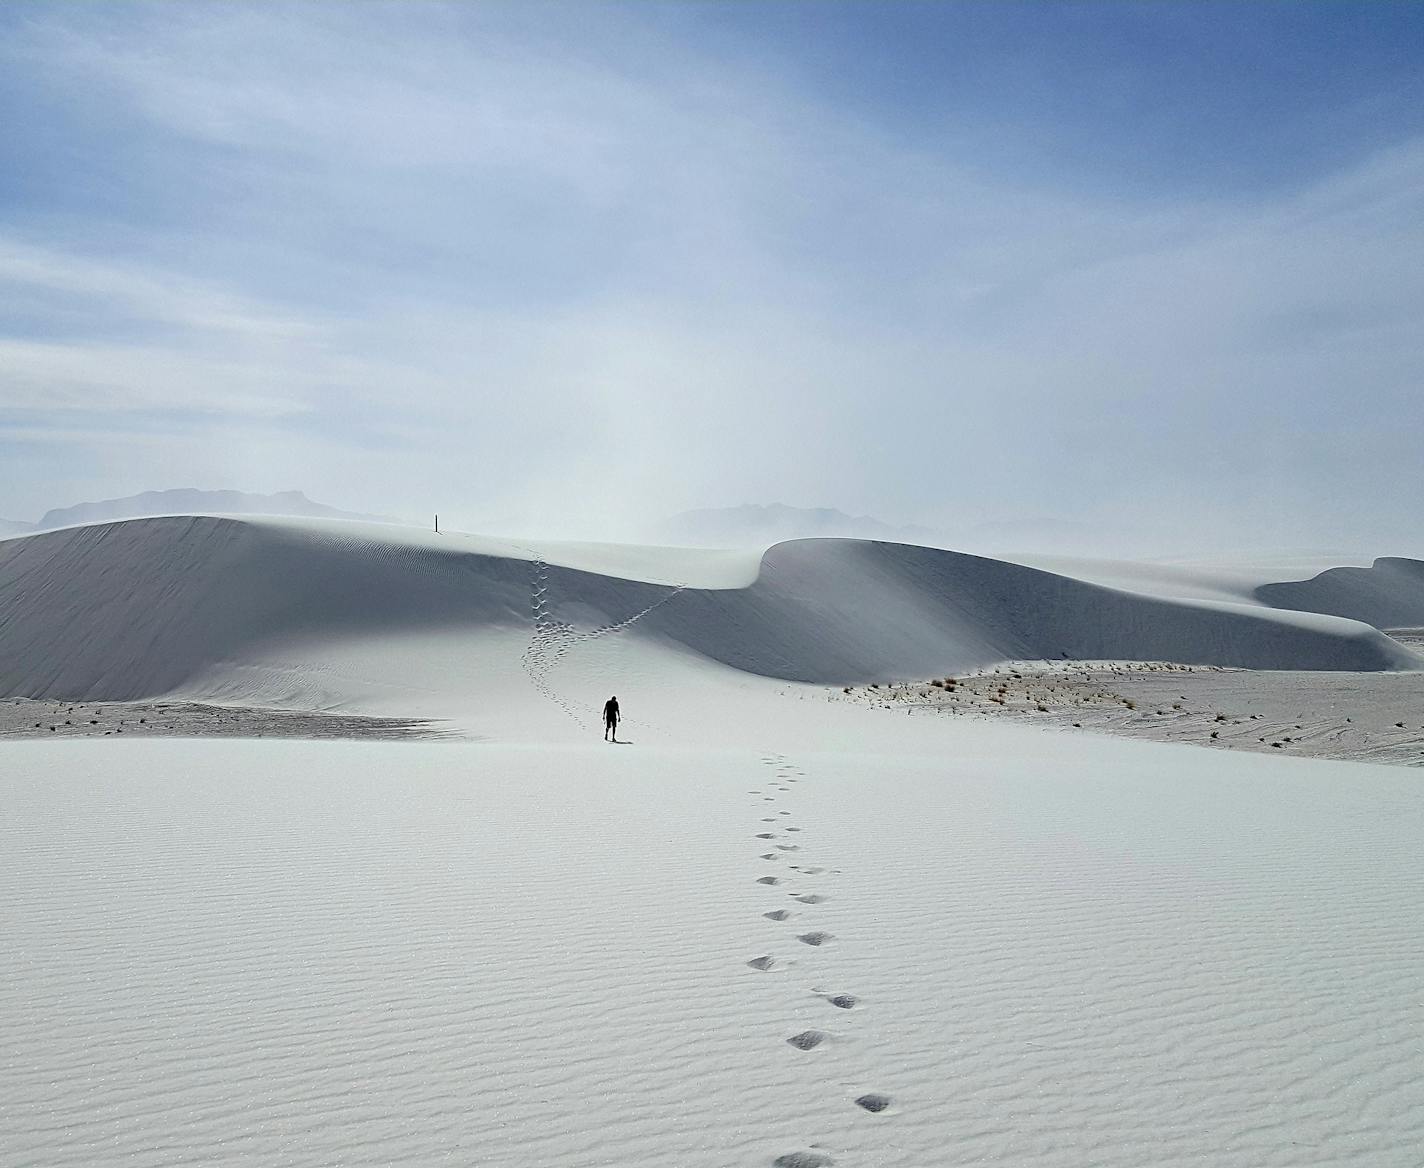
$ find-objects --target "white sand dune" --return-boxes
[0,516,1415,714]
[3,515,1424,1166]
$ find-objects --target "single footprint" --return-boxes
[779,810,792,816]
[776,843,800,851]
[792,893,828,904]
[761,853,779,861]
[773,1153,834,1168]
[786,1030,828,1050]
[800,866,827,875]
[763,909,793,921]
[747,956,777,971]
[827,994,858,1010]
[785,826,801,832]
[755,832,777,839]
[798,931,834,946]
[762,818,778,823]
[855,1094,892,1114]
[756,876,782,885]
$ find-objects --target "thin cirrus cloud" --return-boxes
[0,3,1420,552]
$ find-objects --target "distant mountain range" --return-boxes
[0,489,392,535]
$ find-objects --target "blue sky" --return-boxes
[1,1,1422,551]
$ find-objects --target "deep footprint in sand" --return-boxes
[756,876,782,885]
[798,931,834,946]
[773,1153,834,1168]
[747,956,777,971]
[855,1093,893,1114]
[755,832,777,839]
[786,1030,828,1050]
[764,909,793,921]
[792,893,828,904]
[827,993,858,1009]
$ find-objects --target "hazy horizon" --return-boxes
[3,2,1422,555]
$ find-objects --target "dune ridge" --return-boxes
[0,515,1416,707]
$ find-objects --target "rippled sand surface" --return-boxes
[4,729,1421,1167]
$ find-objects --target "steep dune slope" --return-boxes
[0,517,531,701]
[646,539,1416,681]
[0,517,1414,706]
[1256,557,1424,630]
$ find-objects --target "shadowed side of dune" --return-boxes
[1256,558,1424,631]
[641,540,1417,681]
[0,516,534,701]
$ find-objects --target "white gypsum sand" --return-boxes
[2,515,1423,1166]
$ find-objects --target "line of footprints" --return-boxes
[749,755,892,1168]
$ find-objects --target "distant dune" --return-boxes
[1256,557,1424,630]
[0,515,1417,707]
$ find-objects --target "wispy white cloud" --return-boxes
[1,4,1421,551]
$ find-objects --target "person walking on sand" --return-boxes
[603,696,620,742]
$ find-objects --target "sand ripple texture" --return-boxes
[3,737,1423,1166]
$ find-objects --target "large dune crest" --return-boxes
[0,515,1416,707]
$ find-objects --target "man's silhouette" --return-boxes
[603,696,620,742]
